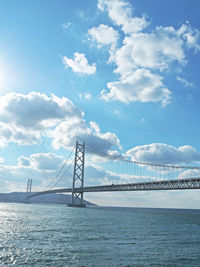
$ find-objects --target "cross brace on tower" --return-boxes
[68,141,86,207]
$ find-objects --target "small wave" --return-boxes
[117,242,136,245]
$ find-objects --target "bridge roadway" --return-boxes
[29,177,200,199]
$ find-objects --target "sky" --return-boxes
[0,0,200,208]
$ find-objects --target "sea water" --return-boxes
[0,203,200,266]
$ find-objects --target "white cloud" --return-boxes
[178,169,200,179]
[18,156,31,167]
[88,24,118,49]
[98,0,149,34]
[127,143,200,165]
[0,92,121,153]
[18,152,64,172]
[110,24,200,78]
[98,23,200,105]
[62,22,72,30]
[0,91,82,128]
[0,122,41,146]
[63,52,96,75]
[177,76,193,87]
[90,121,100,133]
[79,93,92,100]
[113,29,186,74]
[84,93,92,100]
[0,153,71,192]
[101,68,171,106]
[94,1,200,105]
[51,118,121,153]
[0,92,82,145]
[177,23,200,51]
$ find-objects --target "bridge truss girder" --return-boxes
[29,177,200,200]
[79,177,200,192]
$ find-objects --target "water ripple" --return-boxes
[0,203,200,266]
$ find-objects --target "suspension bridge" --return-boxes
[25,141,200,207]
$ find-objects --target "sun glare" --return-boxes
[0,66,7,87]
[0,64,12,89]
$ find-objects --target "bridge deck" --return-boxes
[29,177,200,198]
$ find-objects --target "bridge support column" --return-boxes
[25,178,32,204]
[68,141,86,207]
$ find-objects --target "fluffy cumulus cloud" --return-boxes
[88,24,119,51]
[178,23,200,51]
[18,156,31,167]
[18,153,64,172]
[112,27,187,74]
[98,0,149,34]
[87,0,200,105]
[0,91,81,128]
[101,68,171,106]
[51,118,121,153]
[178,169,200,179]
[127,143,200,165]
[0,92,82,146]
[63,52,96,75]
[0,92,121,153]
[0,152,71,192]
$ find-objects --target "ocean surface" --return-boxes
[0,203,200,266]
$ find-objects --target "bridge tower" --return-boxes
[25,178,32,203]
[68,141,86,207]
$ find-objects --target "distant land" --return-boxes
[0,192,96,206]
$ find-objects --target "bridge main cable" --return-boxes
[85,145,200,170]
[39,145,76,192]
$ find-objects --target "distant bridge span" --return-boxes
[29,177,200,199]
[25,142,200,206]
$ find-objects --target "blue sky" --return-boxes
[0,0,200,208]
